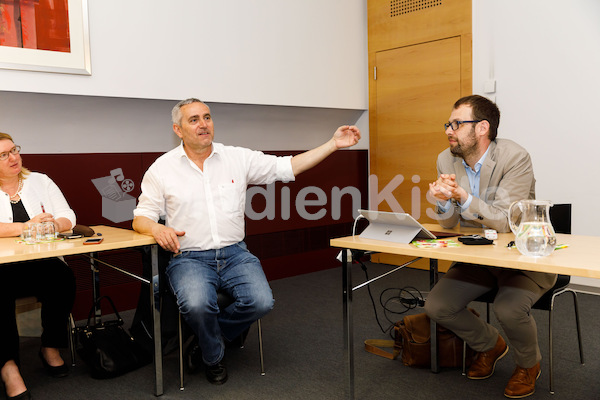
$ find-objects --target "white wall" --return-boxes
[0,0,367,110]
[0,92,368,153]
[0,1,369,153]
[473,0,600,287]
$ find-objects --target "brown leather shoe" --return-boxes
[504,362,541,398]
[467,335,509,379]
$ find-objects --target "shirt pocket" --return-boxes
[218,182,243,214]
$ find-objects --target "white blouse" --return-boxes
[0,172,76,228]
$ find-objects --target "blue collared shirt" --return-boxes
[459,146,490,210]
[437,146,490,212]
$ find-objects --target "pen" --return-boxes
[40,202,45,213]
[555,244,569,250]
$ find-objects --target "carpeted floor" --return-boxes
[13,261,600,399]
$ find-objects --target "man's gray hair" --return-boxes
[171,98,207,125]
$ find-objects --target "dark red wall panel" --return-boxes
[22,149,367,317]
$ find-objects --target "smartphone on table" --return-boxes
[83,237,104,245]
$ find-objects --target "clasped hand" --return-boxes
[27,213,57,228]
[428,174,467,203]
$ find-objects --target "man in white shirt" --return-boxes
[133,98,360,385]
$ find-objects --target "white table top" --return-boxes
[331,224,600,279]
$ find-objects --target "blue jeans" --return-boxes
[165,242,274,366]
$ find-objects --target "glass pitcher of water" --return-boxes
[508,200,557,257]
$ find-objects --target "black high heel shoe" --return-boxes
[38,351,69,378]
[6,389,31,400]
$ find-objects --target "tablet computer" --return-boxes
[358,209,436,243]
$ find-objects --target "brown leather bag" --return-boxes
[364,312,475,368]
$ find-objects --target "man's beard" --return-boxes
[449,127,477,159]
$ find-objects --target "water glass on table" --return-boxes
[22,224,35,244]
[42,221,56,240]
[32,223,44,242]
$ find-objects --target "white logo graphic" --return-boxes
[91,168,136,223]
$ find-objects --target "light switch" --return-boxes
[484,80,496,93]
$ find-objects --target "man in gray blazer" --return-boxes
[424,95,556,398]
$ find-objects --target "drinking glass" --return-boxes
[32,223,43,242]
[43,221,56,240]
[22,224,35,244]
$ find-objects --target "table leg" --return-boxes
[342,249,354,400]
[429,258,440,373]
[150,245,164,396]
[90,251,101,324]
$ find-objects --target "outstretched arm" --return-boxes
[291,125,360,176]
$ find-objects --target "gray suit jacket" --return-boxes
[435,138,556,289]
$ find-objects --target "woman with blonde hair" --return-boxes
[0,132,76,400]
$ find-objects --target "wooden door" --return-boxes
[372,37,462,222]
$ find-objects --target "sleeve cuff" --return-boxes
[277,155,296,183]
[436,199,452,213]
[459,194,473,212]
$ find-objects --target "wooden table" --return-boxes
[0,226,165,396]
[330,224,600,399]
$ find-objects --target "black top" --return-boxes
[11,200,30,223]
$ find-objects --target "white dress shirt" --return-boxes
[0,172,76,227]
[134,142,295,251]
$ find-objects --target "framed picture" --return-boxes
[0,0,91,75]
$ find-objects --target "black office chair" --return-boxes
[461,204,584,394]
[177,292,265,390]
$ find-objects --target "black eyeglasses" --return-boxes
[0,145,21,161]
[444,120,481,131]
